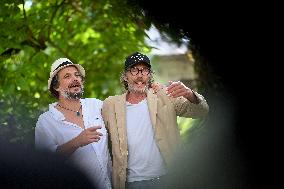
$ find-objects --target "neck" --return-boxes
[58,97,81,109]
[126,91,147,104]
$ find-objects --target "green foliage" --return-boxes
[177,117,195,140]
[178,117,207,143]
[0,0,151,145]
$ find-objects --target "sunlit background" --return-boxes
[0,1,249,188]
[0,0,202,144]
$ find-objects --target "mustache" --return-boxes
[68,80,81,88]
[134,78,145,83]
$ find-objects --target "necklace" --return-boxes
[57,103,82,116]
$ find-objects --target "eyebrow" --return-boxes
[63,73,71,77]
[63,71,80,77]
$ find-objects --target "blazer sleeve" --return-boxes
[157,88,209,118]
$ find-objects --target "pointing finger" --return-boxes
[88,126,102,131]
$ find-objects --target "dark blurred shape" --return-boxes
[128,0,269,188]
[0,141,96,189]
[163,97,251,189]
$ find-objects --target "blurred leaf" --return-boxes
[0,0,151,146]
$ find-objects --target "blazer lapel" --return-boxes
[147,89,158,131]
[114,93,128,153]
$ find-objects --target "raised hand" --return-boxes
[166,81,198,103]
[151,82,165,93]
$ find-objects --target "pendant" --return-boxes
[76,111,80,116]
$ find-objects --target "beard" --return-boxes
[61,89,84,100]
[60,81,84,100]
[128,80,149,94]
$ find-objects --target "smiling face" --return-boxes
[56,66,84,100]
[124,63,151,94]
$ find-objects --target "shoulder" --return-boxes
[37,111,51,124]
[82,98,103,108]
[103,94,124,104]
[35,111,52,130]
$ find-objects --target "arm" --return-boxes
[55,136,80,156]
[35,121,58,153]
[172,90,209,118]
[153,81,209,118]
[57,126,103,157]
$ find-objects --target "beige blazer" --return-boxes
[102,88,209,189]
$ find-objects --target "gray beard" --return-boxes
[128,84,149,94]
[61,88,84,100]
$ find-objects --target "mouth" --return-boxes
[68,82,82,91]
[134,81,145,87]
[69,81,80,87]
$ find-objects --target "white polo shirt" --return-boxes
[35,98,112,189]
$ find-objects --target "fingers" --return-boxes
[168,88,188,98]
[97,131,103,136]
[166,81,190,98]
[151,82,164,93]
[89,134,102,141]
[91,138,100,142]
[151,82,160,88]
[87,126,102,131]
[86,129,103,138]
[87,127,103,136]
[87,135,102,143]
[80,133,102,146]
[167,81,182,94]
[79,126,104,146]
[86,130,102,139]
[90,131,103,138]
[86,137,100,144]
[166,81,181,93]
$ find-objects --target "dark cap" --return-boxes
[124,52,151,70]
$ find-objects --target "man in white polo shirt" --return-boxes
[35,58,112,189]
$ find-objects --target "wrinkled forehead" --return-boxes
[57,66,79,76]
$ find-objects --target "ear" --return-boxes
[54,86,60,92]
[53,83,61,92]
[123,75,128,82]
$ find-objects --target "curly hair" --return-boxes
[49,74,60,99]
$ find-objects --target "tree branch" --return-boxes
[21,0,27,21]
[47,39,73,61]
[48,0,66,38]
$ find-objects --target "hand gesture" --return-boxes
[75,126,103,147]
[166,81,198,103]
[151,82,165,93]
[166,81,191,98]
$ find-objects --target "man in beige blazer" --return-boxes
[102,52,209,189]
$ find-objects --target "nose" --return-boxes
[136,69,144,76]
[137,71,143,76]
[71,74,81,81]
[72,77,79,82]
